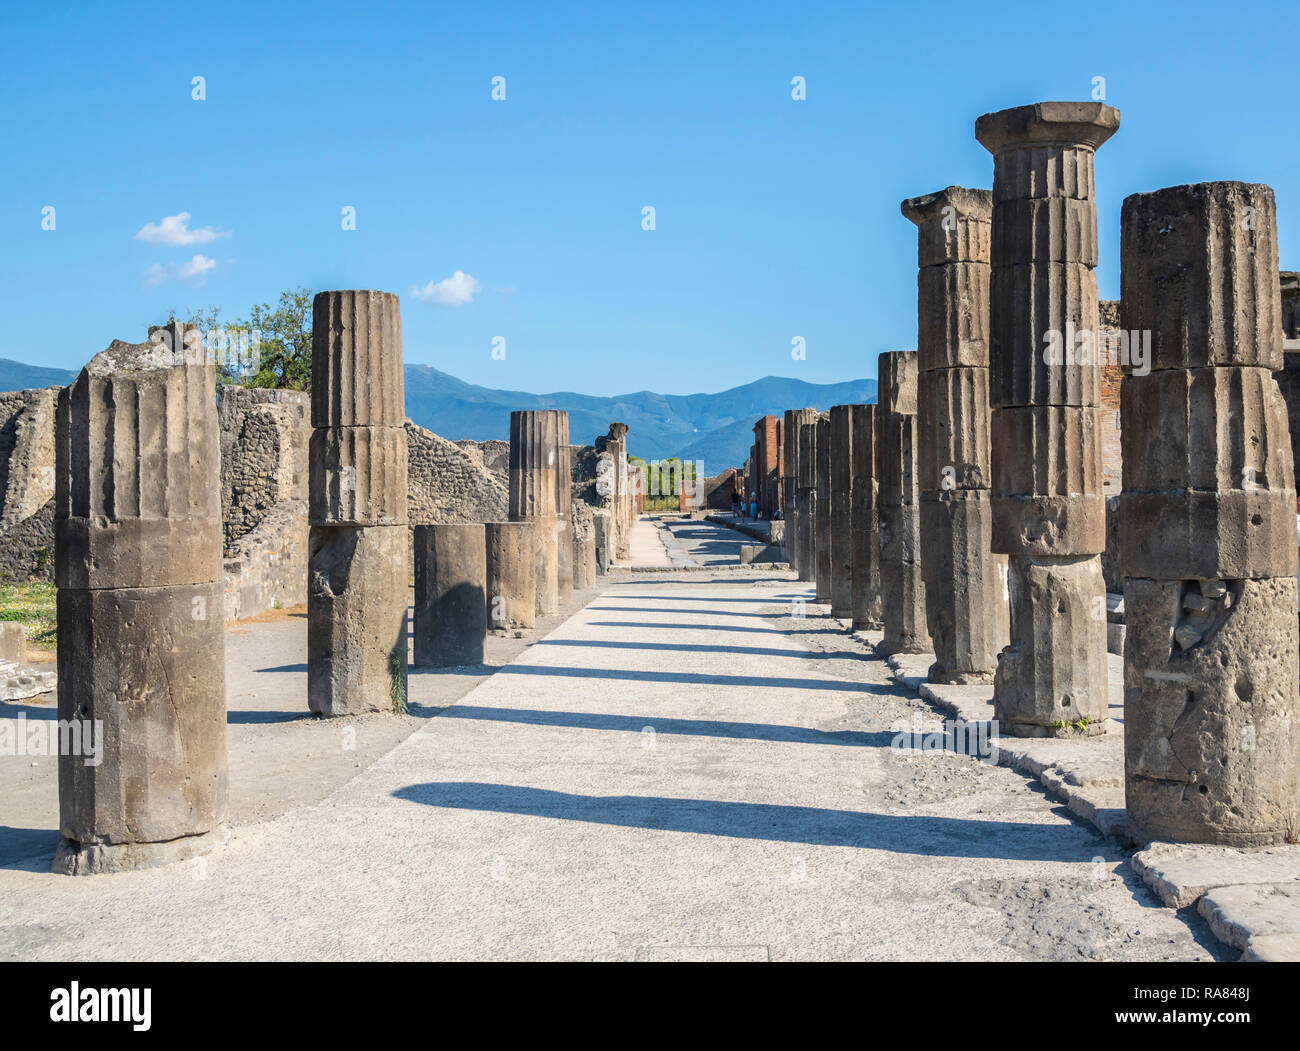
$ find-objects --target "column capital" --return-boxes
[901,185,992,227]
[976,101,1120,155]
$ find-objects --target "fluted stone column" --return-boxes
[414,523,488,666]
[814,414,831,601]
[511,410,562,614]
[1121,181,1299,845]
[783,409,807,576]
[794,411,818,583]
[903,186,1009,683]
[54,323,228,874]
[486,520,536,630]
[850,403,883,629]
[977,101,1118,737]
[308,291,410,717]
[554,414,573,604]
[599,423,632,561]
[875,352,930,655]
[829,405,855,618]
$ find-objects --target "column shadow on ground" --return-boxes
[0,827,60,871]
[534,638,858,660]
[496,663,893,693]
[390,782,1088,860]
[436,705,896,747]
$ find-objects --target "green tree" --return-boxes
[243,287,313,390]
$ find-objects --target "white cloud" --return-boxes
[411,270,481,305]
[134,212,230,246]
[141,254,218,288]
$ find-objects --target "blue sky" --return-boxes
[1,1,1295,395]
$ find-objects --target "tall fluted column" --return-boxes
[54,323,228,873]
[875,352,930,655]
[850,403,882,629]
[783,409,812,576]
[795,411,818,582]
[1121,181,1299,845]
[814,413,831,601]
[555,412,573,605]
[308,291,410,717]
[903,186,1009,683]
[977,101,1118,737]
[829,405,855,618]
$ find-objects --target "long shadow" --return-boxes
[256,663,308,674]
[498,663,891,694]
[536,638,851,660]
[0,702,57,721]
[590,620,797,635]
[227,710,311,724]
[605,595,791,604]
[437,705,895,746]
[586,606,781,618]
[391,782,1089,860]
[0,826,59,872]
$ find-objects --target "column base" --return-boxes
[53,825,230,876]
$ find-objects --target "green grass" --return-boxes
[0,581,57,650]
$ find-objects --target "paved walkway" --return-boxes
[0,543,1218,960]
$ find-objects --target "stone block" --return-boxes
[486,521,536,630]
[877,351,918,416]
[308,425,409,526]
[877,415,920,509]
[573,529,596,591]
[975,101,1119,197]
[1124,575,1299,846]
[414,524,487,666]
[916,263,991,372]
[993,553,1109,735]
[917,366,991,492]
[307,524,409,716]
[993,196,1098,267]
[311,290,405,429]
[900,185,992,268]
[1120,182,1283,372]
[55,515,223,590]
[829,404,854,618]
[55,581,227,862]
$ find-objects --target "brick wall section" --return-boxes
[751,414,783,517]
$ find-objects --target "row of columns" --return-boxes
[783,99,1299,847]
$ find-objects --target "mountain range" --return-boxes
[0,358,876,472]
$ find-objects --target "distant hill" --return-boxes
[0,357,875,473]
[0,359,76,391]
[405,366,876,471]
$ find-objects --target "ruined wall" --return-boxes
[407,423,510,524]
[219,386,310,547]
[0,388,59,580]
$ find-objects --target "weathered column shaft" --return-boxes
[783,409,804,575]
[308,290,409,717]
[875,351,930,655]
[1121,180,1299,846]
[510,409,562,614]
[794,411,818,583]
[903,185,1009,683]
[414,523,488,666]
[814,414,831,601]
[554,414,573,604]
[977,101,1118,736]
[828,405,855,618]
[849,403,882,629]
[54,323,228,874]
[485,520,536,630]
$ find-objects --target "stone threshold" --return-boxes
[829,612,1300,963]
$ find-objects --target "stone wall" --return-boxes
[0,387,59,581]
[408,423,510,524]
[219,386,310,548]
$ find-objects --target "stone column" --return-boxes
[308,291,410,718]
[815,414,831,602]
[1120,181,1299,845]
[593,512,611,573]
[783,409,802,575]
[875,352,931,655]
[573,527,597,590]
[485,520,536,630]
[976,101,1118,737]
[54,323,228,874]
[849,403,883,629]
[903,186,1009,683]
[796,417,817,584]
[554,414,573,604]
[414,523,488,666]
[510,410,561,614]
[829,405,855,618]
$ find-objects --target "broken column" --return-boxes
[783,409,804,576]
[54,323,228,874]
[829,405,855,618]
[485,520,536,631]
[414,523,488,666]
[511,410,561,615]
[875,352,931,655]
[815,413,831,602]
[976,101,1118,736]
[308,291,410,717]
[554,413,573,605]
[903,186,1009,683]
[850,403,883,629]
[1121,181,1299,845]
